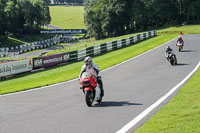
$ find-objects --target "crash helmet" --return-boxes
[167,46,171,50]
[84,56,92,66]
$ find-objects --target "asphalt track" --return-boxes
[0,34,199,133]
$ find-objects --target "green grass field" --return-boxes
[49,6,85,29]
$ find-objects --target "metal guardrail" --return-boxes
[73,30,157,62]
[0,36,77,58]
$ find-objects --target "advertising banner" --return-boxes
[0,59,33,77]
[62,53,70,62]
[32,53,70,69]
[42,53,70,68]
[33,57,43,69]
[42,54,63,68]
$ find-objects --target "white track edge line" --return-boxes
[1,37,177,97]
[116,61,200,133]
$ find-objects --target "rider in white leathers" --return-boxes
[79,56,104,97]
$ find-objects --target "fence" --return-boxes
[0,35,77,58]
[70,30,156,62]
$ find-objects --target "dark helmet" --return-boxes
[84,56,92,66]
[167,46,171,49]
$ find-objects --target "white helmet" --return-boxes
[84,56,92,66]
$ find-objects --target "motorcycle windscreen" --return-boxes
[82,72,91,79]
[177,42,182,46]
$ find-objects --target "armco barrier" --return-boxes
[70,30,156,62]
[0,36,63,57]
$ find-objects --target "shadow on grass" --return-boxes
[94,101,143,107]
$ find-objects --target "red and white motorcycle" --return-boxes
[80,72,102,107]
[176,41,183,52]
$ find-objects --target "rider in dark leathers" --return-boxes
[165,46,177,64]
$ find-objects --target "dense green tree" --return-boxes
[129,0,146,31]
[0,0,51,42]
[84,0,131,39]
[84,0,103,39]
[4,0,19,34]
[0,0,7,40]
[153,0,178,26]
[32,0,51,28]
[178,0,200,23]
[84,0,200,39]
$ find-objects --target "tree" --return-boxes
[4,0,19,34]
[129,0,146,31]
[0,0,51,42]
[84,0,104,39]
[32,0,51,28]
[0,0,7,40]
[84,0,130,39]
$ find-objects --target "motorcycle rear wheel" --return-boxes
[85,91,94,107]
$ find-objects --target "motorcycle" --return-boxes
[80,72,102,107]
[168,53,177,66]
[176,41,183,52]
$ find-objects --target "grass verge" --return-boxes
[134,67,200,133]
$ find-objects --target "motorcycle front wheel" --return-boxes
[170,58,174,65]
[85,91,94,107]
[178,47,182,52]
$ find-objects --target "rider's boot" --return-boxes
[98,79,104,97]
[100,87,104,97]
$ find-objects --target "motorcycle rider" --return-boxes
[176,36,184,46]
[79,56,104,97]
[165,46,177,64]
